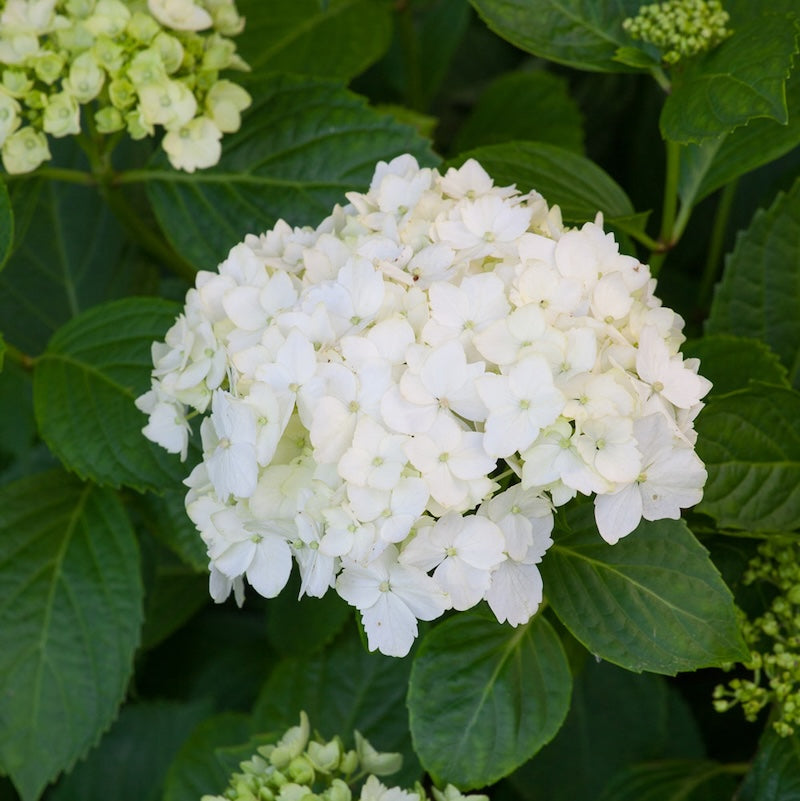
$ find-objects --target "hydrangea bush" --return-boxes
[0,0,799,799]
[138,154,710,656]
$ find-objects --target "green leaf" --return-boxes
[48,700,211,801]
[142,489,207,572]
[661,14,799,144]
[0,179,131,355]
[146,74,437,270]
[682,335,790,396]
[696,383,800,532]
[266,569,351,657]
[447,141,638,230]
[598,760,741,801]
[707,178,800,387]
[467,0,645,73]
[252,624,422,785]
[163,713,255,801]
[739,728,800,801]
[680,64,800,207]
[453,70,585,155]
[540,503,747,675]
[508,660,703,801]
[0,470,142,801]
[33,297,188,492]
[408,610,571,789]
[0,177,12,272]
[235,0,392,80]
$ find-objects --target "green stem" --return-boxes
[2,166,95,186]
[698,178,738,312]
[624,225,662,252]
[3,341,36,370]
[649,138,682,276]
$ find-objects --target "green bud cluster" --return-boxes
[203,712,491,801]
[0,0,251,174]
[713,539,800,737]
[622,0,731,66]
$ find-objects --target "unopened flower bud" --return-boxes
[324,779,352,801]
[153,31,184,73]
[206,79,251,132]
[66,51,105,102]
[2,126,51,174]
[287,755,314,785]
[0,93,22,146]
[95,105,125,132]
[32,52,66,84]
[307,739,341,773]
[43,90,81,137]
[126,10,161,43]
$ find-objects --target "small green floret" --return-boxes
[713,539,800,737]
[623,0,732,65]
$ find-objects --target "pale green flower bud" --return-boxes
[306,739,341,773]
[2,126,51,174]
[24,89,47,110]
[268,713,311,770]
[53,20,95,52]
[278,784,317,801]
[109,77,136,108]
[126,107,154,139]
[153,32,185,73]
[32,51,66,84]
[205,0,245,35]
[338,750,359,775]
[127,49,168,86]
[431,786,490,801]
[148,0,214,32]
[93,36,125,74]
[85,0,131,36]
[66,51,105,102]
[2,69,34,98]
[65,0,96,18]
[95,105,124,133]
[139,78,197,128]
[0,33,40,66]
[0,92,22,146]
[202,33,237,70]
[287,756,314,785]
[324,779,352,801]
[43,90,81,137]
[126,10,161,43]
[354,731,402,777]
[205,79,250,132]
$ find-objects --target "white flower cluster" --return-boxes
[138,154,711,657]
[0,0,250,173]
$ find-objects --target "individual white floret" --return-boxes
[399,512,506,610]
[337,545,448,657]
[593,413,707,543]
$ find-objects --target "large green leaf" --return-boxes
[48,700,211,801]
[235,0,391,80]
[33,297,188,492]
[707,178,800,387]
[163,713,259,801]
[0,177,12,272]
[452,70,585,155]
[739,729,800,801]
[408,610,571,789]
[696,383,800,532]
[146,74,437,271]
[142,488,207,572]
[661,14,799,144]
[252,624,421,786]
[540,503,747,675]
[447,141,640,232]
[468,0,644,73]
[679,64,800,207]
[0,470,142,801]
[0,178,134,355]
[508,659,703,801]
[597,760,740,801]
[682,335,789,397]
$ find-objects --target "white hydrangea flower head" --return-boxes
[139,154,711,656]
